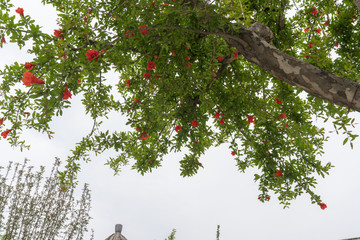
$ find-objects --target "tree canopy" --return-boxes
[0,0,359,208]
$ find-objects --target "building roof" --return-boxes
[105,224,127,240]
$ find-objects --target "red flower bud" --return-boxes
[319,203,327,210]
[24,62,35,70]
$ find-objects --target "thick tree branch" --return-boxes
[218,27,360,112]
[152,23,360,112]
[354,0,360,12]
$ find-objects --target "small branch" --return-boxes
[205,55,235,92]
[0,26,32,34]
[89,118,97,136]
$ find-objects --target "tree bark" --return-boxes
[217,27,360,112]
[354,0,360,12]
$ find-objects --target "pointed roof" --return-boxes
[105,224,128,240]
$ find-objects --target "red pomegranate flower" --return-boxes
[143,72,151,79]
[247,115,254,124]
[15,7,24,17]
[139,25,149,35]
[125,79,130,87]
[62,87,72,100]
[275,170,282,177]
[274,97,282,104]
[85,49,100,61]
[1,129,12,139]
[22,72,44,86]
[175,125,182,132]
[310,8,318,15]
[54,29,64,39]
[147,61,156,70]
[125,30,134,37]
[191,120,199,127]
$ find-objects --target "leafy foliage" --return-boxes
[0,0,359,207]
[165,229,176,240]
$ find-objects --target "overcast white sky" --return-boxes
[1,1,360,240]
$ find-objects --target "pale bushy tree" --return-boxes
[0,158,93,240]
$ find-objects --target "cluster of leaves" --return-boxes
[164,229,177,240]
[163,225,220,239]
[0,0,358,208]
[0,158,93,240]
